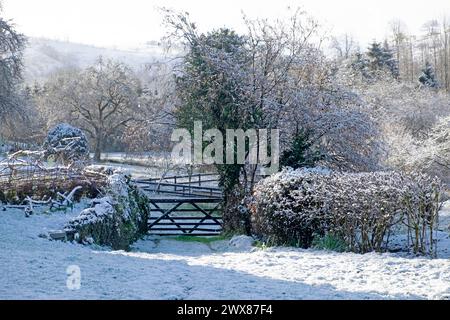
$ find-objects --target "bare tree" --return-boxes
[121,61,176,152]
[389,19,408,79]
[421,20,441,80]
[331,33,358,60]
[441,17,450,91]
[39,58,146,161]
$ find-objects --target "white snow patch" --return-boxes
[1,205,450,300]
[229,235,255,251]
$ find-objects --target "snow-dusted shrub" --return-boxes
[249,168,332,248]
[43,123,89,164]
[65,172,150,250]
[249,168,442,254]
[402,172,442,256]
[322,171,410,253]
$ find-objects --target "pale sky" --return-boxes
[3,0,450,49]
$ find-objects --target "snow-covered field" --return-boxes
[1,202,450,300]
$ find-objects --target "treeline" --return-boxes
[332,18,450,90]
[1,7,450,186]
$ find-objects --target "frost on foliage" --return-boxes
[402,115,450,184]
[107,172,131,200]
[249,168,442,255]
[66,197,115,228]
[43,123,89,164]
[65,171,150,250]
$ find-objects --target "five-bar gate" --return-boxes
[147,197,223,236]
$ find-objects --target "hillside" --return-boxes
[23,38,169,82]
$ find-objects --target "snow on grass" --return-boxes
[1,203,450,300]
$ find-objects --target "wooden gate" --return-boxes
[147,197,223,236]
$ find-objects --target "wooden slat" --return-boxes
[149,233,221,236]
[148,208,221,212]
[148,210,221,215]
[149,198,222,203]
[142,188,222,198]
[142,173,218,181]
[149,228,221,232]
[148,216,222,220]
[154,222,221,226]
[137,181,221,191]
[169,179,219,185]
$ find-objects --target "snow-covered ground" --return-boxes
[1,202,450,300]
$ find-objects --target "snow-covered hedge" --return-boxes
[43,124,89,164]
[65,172,150,250]
[249,168,442,254]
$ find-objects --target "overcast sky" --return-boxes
[3,0,450,49]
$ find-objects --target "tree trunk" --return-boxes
[93,134,102,162]
[94,147,101,162]
[444,29,449,91]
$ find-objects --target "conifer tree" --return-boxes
[366,41,399,78]
[419,61,439,88]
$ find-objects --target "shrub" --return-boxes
[402,172,442,255]
[249,168,331,248]
[65,172,150,250]
[248,168,442,254]
[43,123,89,164]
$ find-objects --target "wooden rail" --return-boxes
[142,173,219,186]
[134,173,222,198]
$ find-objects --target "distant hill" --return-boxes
[23,38,170,83]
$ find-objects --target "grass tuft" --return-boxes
[312,234,347,252]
